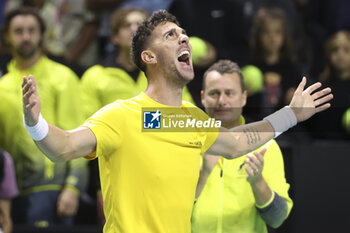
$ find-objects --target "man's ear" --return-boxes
[141,50,157,65]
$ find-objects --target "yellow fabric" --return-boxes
[0,56,87,193]
[0,56,84,128]
[191,117,293,233]
[81,65,195,118]
[83,92,218,233]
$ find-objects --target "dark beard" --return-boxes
[17,42,39,59]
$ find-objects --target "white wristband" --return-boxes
[264,106,297,138]
[24,113,49,141]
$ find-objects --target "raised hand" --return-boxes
[245,148,267,184]
[289,77,333,122]
[22,75,41,126]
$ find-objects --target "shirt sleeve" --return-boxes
[193,107,219,154]
[82,102,124,160]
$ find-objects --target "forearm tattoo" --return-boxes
[243,127,261,145]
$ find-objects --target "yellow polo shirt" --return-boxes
[83,92,218,233]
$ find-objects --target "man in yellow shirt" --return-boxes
[0,7,87,227]
[80,8,195,224]
[192,60,293,233]
[22,10,332,233]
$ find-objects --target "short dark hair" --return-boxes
[131,10,180,73]
[110,7,149,37]
[1,7,46,46]
[202,59,245,92]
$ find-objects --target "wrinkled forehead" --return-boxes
[151,21,184,38]
[205,71,242,91]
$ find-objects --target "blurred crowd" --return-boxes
[0,0,349,232]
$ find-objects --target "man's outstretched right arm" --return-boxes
[207,77,333,159]
[22,75,97,162]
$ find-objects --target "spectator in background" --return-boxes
[304,0,350,79]
[0,7,87,227]
[5,0,100,76]
[192,60,293,233]
[246,7,303,121]
[0,149,18,233]
[0,0,11,77]
[308,31,350,140]
[237,0,311,73]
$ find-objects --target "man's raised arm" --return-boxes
[22,75,96,162]
[207,77,333,159]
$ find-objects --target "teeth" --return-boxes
[178,51,190,58]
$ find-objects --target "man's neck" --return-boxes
[14,51,41,70]
[145,78,184,106]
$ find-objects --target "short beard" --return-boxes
[16,42,40,59]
